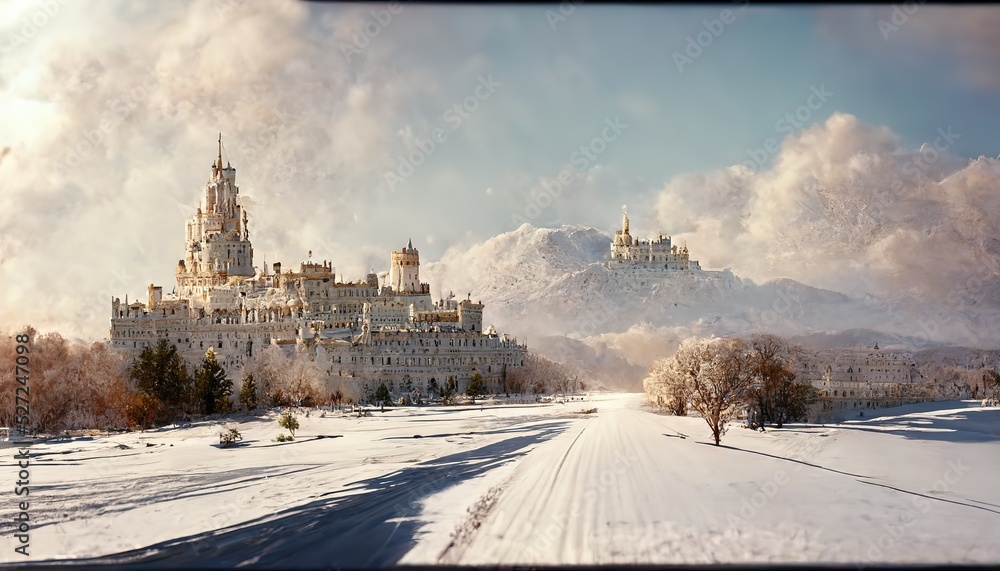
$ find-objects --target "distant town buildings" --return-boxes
[111,136,525,397]
[795,343,925,415]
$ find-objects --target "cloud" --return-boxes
[0,0,425,339]
[652,112,1000,313]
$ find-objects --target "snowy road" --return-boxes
[444,396,1000,565]
[9,394,1000,567]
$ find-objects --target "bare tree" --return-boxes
[283,350,325,406]
[506,352,573,395]
[747,334,817,428]
[686,337,755,446]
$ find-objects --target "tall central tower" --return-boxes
[389,239,420,293]
[176,135,254,289]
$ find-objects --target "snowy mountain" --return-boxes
[423,224,1000,390]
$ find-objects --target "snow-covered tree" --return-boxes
[645,355,691,416]
[506,352,573,394]
[683,337,755,446]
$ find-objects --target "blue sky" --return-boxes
[2,2,1000,339]
[311,3,1000,242]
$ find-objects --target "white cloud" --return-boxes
[653,113,1000,310]
[0,0,422,339]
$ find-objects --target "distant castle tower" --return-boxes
[176,134,254,288]
[609,204,701,271]
[389,239,421,294]
[613,205,634,251]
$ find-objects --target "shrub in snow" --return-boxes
[278,411,299,436]
[219,426,242,447]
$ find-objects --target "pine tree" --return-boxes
[239,373,259,412]
[129,339,192,422]
[374,383,391,406]
[466,372,486,403]
[441,375,458,404]
[194,349,232,416]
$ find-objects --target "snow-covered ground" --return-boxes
[3,394,999,567]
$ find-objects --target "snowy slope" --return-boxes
[5,396,999,566]
[423,224,989,389]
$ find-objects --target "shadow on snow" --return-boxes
[27,420,572,569]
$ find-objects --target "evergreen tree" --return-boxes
[466,372,486,403]
[194,349,232,415]
[129,339,192,422]
[441,375,458,404]
[239,373,259,411]
[374,382,392,406]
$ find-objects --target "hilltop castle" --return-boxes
[110,137,525,397]
[609,206,702,271]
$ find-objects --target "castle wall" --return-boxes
[311,329,525,396]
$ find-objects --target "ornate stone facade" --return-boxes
[110,137,525,394]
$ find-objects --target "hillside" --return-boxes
[424,224,982,389]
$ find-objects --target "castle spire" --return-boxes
[621,204,630,235]
[217,132,223,174]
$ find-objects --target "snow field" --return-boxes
[2,394,998,566]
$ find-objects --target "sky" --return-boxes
[2,2,1000,340]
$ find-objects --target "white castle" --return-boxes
[110,137,526,396]
[609,206,702,271]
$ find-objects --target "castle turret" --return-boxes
[458,296,484,333]
[389,238,421,294]
[147,284,162,310]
